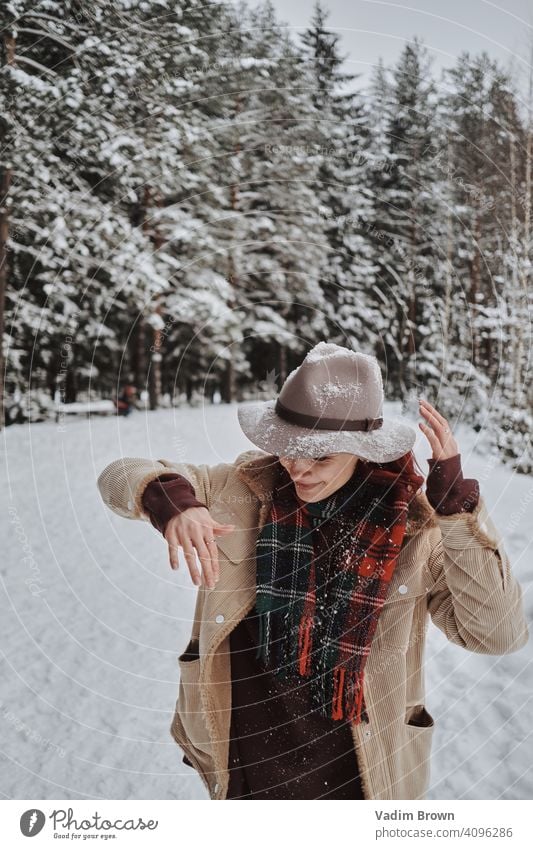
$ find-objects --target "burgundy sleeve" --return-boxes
[425,453,480,515]
[141,473,207,536]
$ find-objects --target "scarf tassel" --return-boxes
[331,664,368,724]
[255,463,412,725]
[297,613,314,676]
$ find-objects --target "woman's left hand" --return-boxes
[418,398,459,460]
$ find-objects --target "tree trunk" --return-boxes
[132,318,146,393]
[221,94,242,406]
[277,341,287,386]
[149,192,165,410]
[149,303,163,411]
[0,34,15,430]
[221,358,235,403]
[0,167,11,430]
[64,359,78,403]
[442,135,454,385]
[469,214,481,370]
[513,44,533,407]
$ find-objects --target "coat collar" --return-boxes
[235,449,437,537]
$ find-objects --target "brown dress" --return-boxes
[225,601,365,799]
[142,453,479,799]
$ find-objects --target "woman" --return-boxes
[97,342,528,800]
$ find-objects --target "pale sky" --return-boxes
[266,0,533,105]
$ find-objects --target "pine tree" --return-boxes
[299,1,376,352]
[367,37,445,399]
[1,0,531,471]
[439,51,532,467]
[194,0,330,396]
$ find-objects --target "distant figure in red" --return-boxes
[116,384,137,416]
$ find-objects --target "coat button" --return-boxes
[364,729,372,738]
[398,584,408,594]
[215,614,225,624]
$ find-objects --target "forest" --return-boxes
[0,0,531,471]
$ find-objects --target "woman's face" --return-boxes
[278,452,359,502]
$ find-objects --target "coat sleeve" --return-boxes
[426,495,529,655]
[96,456,220,522]
[142,474,207,536]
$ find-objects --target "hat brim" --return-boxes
[237,399,416,464]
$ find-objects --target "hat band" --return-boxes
[275,398,383,432]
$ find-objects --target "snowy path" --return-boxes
[1,401,531,799]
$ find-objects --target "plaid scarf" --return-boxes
[254,458,423,723]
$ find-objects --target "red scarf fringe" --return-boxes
[297,613,314,676]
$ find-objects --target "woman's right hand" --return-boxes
[164,506,235,588]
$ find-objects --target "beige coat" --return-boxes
[97,449,529,801]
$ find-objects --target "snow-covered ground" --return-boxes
[0,400,531,800]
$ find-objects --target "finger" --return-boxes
[420,406,449,438]
[419,399,449,428]
[423,411,458,453]
[206,539,220,581]
[212,522,235,535]
[180,540,202,586]
[205,538,220,581]
[166,532,181,570]
[191,533,215,589]
[418,421,443,454]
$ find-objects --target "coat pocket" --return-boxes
[176,639,212,759]
[179,637,200,663]
[405,704,434,728]
[401,705,435,799]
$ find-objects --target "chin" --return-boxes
[297,488,329,501]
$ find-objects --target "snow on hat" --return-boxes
[237,342,417,463]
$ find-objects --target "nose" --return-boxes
[282,458,314,479]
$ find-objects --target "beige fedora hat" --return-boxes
[237,342,417,463]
